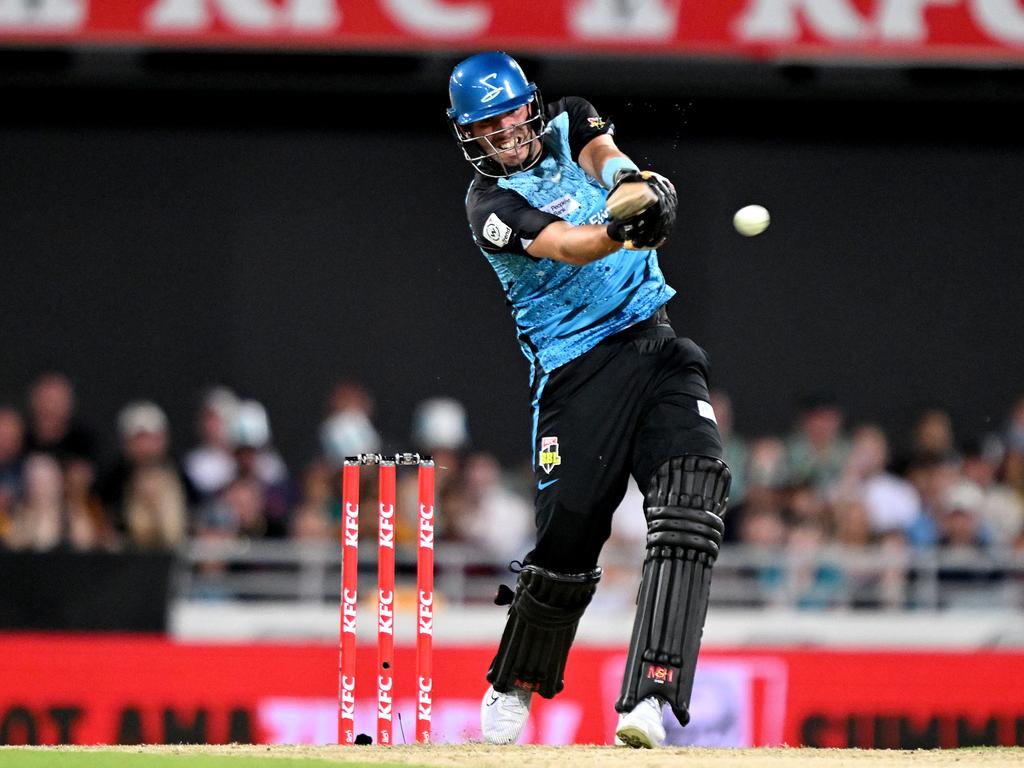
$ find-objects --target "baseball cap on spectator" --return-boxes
[230,400,271,449]
[943,479,985,515]
[321,411,381,464]
[202,386,239,421]
[412,398,468,451]
[118,401,168,438]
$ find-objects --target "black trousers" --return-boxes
[526,308,723,573]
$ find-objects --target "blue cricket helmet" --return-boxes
[447,51,537,125]
[447,51,546,178]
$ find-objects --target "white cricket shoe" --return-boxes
[480,684,532,744]
[614,696,666,748]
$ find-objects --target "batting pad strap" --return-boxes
[487,565,601,698]
[646,506,725,559]
[601,156,640,189]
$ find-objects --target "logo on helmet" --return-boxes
[478,73,506,104]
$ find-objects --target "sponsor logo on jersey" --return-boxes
[540,193,581,218]
[482,212,513,247]
[539,436,561,474]
[478,73,505,104]
[587,116,607,130]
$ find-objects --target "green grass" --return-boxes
[0,753,420,768]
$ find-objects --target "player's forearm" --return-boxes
[541,223,622,266]
[579,134,639,187]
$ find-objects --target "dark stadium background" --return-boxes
[3,51,1022,468]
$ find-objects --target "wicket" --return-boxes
[338,452,435,746]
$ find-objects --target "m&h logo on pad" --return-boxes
[539,436,561,474]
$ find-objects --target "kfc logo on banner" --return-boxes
[0,0,85,30]
[143,0,489,36]
[145,0,339,32]
[735,0,1024,46]
[570,0,681,40]
[6,0,1024,58]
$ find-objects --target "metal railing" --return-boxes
[176,539,1024,611]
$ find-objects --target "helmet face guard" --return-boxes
[447,51,546,178]
[449,92,546,178]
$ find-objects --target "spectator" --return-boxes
[3,453,97,551]
[735,495,788,606]
[228,400,295,537]
[320,383,381,468]
[834,424,922,536]
[786,480,829,529]
[830,497,909,608]
[1002,395,1024,509]
[192,476,268,600]
[184,386,240,500]
[197,476,268,539]
[710,390,749,507]
[399,397,470,547]
[64,455,114,549]
[938,480,990,551]
[450,452,532,561]
[738,503,787,549]
[785,392,850,493]
[290,461,335,541]
[24,372,97,464]
[832,498,872,547]
[905,451,961,548]
[786,519,843,609]
[960,436,1023,548]
[725,436,787,544]
[0,405,26,513]
[98,401,191,550]
[912,407,957,460]
[329,379,375,420]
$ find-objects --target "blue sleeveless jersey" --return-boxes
[464,99,674,374]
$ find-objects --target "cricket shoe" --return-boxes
[614,696,666,748]
[480,684,532,744]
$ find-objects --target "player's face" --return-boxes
[467,104,536,167]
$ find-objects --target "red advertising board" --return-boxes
[1,1,1024,61]
[1,635,1023,747]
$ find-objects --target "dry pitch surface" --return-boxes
[3,744,1024,768]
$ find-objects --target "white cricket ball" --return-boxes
[733,204,770,237]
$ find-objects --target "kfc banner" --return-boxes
[2,1,1024,61]
[1,635,1023,747]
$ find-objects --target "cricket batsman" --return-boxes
[447,52,730,748]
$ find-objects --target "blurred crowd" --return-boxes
[2,373,1024,582]
[0,373,535,562]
